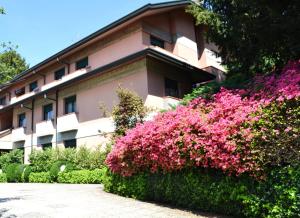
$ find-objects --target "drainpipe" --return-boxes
[31,99,35,152]
[55,90,59,148]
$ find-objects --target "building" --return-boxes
[0,0,224,163]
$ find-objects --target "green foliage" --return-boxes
[0,6,4,15]
[29,147,108,173]
[0,43,29,84]
[251,99,300,168]
[187,1,300,76]
[104,166,300,217]
[23,165,32,182]
[0,149,24,171]
[103,169,148,200]
[49,161,65,182]
[57,169,106,184]
[29,172,51,183]
[29,148,55,172]
[0,173,7,183]
[112,87,148,136]
[182,73,251,103]
[5,163,19,183]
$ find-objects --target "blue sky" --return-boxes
[0,0,173,67]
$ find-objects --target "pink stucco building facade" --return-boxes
[0,0,224,163]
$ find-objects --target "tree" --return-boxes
[112,87,148,137]
[0,7,4,14]
[0,43,29,84]
[187,0,300,77]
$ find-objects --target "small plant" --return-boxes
[5,163,19,182]
[0,173,7,183]
[23,165,32,182]
[112,87,148,137]
[0,149,23,171]
[29,172,51,183]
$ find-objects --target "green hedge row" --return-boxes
[58,169,106,184]
[0,173,7,183]
[103,165,300,218]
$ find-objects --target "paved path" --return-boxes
[0,183,227,218]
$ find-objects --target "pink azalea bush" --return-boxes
[106,61,300,177]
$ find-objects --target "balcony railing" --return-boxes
[11,127,26,142]
[57,112,79,133]
[36,120,55,136]
[0,129,12,150]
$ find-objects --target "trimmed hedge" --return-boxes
[0,173,7,183]
[29,172,51,183]
[5,163,20,183]
[103,165,300,218]
[57,169,105,184]
[23,166,32,182]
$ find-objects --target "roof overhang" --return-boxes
[0,0,193,90]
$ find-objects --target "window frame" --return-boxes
[43,103,53,121]
[64,95,76,114]
[0,96,6,106]
[54,67,65,80]
[29,81,38,92]
[75,57,89,70]
[64,139,77,149]
[18,113,26,128]
[15,87,25,97]
[165,78,179,98]
[150,35,165,49]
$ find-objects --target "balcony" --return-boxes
[57,113,79,133]
[36,120,55,136]
[11,127,26,142]
[0,129,12,150]
[145,95,180,110]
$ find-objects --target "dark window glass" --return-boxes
[15,87,25,96]
[42,143,52,150]
[18,113,26,128]
[165,78,179,98]
[65,95,76,114]
[43,104,53,121]
[54,68,65,80]
[76,57,88,70]
[0,96,6,105]
[64,139,76,148]
[150,35,165,48]
[29,81,38,92]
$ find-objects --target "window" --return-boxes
[54,68,65,80]
[65,95,76,114]
[43,104,53,121]
[165,78,179,98]
[18,113,26,128]
[76,57,88,70]
[42,143,52,150]
[150,35,165,48]
[0,96,6,106]
[64,139,76,148]
[29,81,38,92]
[15,87,25,97]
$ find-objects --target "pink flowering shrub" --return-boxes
[106,61,300,177]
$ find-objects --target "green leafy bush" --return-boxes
[29,147,108,173]
[58,169,106,184]
[0,149,23,171]
[29,172,51,183]
[5,163,19,182]
[23,165,32,182]
[251,99,300,168]
[29,148,54,172]
[49,161,65,182]
[15,164,25,182]
[103,166,300,217]
[0,173,7,183]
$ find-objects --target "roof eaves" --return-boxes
[9,0,192,84]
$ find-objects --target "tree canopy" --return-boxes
[0,43,29,84]
[188,0,300,77]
